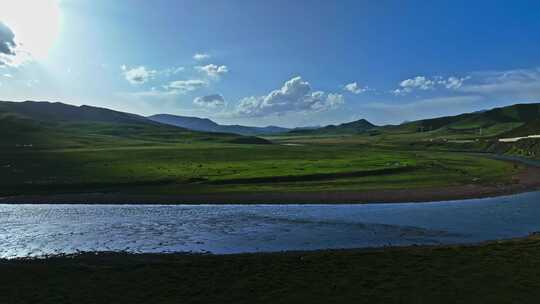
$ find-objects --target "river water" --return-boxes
[1,190,540,258]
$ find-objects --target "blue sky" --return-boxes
[1,0,540,127]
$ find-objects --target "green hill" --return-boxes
[384,103,540,139]
[281,103,539,142]
[499,119,540,138]
[0,100,152,125]
[0,100,255,148]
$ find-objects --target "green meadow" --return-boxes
[0,100,535,199]
[0,138,518,197]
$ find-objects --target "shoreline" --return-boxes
[3,234,540,303]
[2,157,539,205]
[5,232,540,261]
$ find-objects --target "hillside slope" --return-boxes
[0,101,254,148]
[0,100,153,125]
[383,103,540,139]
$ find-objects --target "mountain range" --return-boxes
[1,100,539,145]
[148,114,290,136]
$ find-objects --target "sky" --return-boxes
[1,0,540,127]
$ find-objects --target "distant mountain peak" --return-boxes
[148,114,290,136]
[287,118,376,135]
[342,118,375,127]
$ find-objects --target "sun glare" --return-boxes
[0,0,61,61]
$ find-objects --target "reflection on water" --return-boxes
[1,191,540,258]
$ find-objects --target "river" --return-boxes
[1,190,540,258]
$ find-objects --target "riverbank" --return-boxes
[2,157,539,204]
[3,234,540,303]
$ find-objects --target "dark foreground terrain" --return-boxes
[3,235,540,304]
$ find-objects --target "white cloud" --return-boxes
[193,53,210,61]
[196,64,228,78]
[235,76,344,117]
[0,22,16,57]
[325,93,345,108]
[440,76,468,89]
[193,94,226,108]
[122,66,157,85]
[0,21,31,67]
[393,75,468,95]
[121,65,185,84]
[344,82,368,94]
[3,73,13,78]
[401,76,435,90]
[164,79,207,93]
[393,76,435,95]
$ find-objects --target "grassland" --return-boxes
[3,234,540,303]
[1,100,538,203]
[0,138,526,202]
[2,102,540,303]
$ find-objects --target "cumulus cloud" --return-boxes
[122,66,157,85]
[393,75,468,95]
[344,82,368,94]
[196,64,228,77]
[393,76,435,95]
[193,53,210,61]
[0,22,18,66]
[325,93,345,108]
[0,22,16,56]
[401,76,435,90]
[440,76,468,89]
[235,76,344,117]
[193,94,226,108]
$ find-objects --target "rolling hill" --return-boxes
[148,114,290,136]
[0,100,264,148]
[2,100,538,149]
[287,103,540,139]
[0,100,152,125]
[152,103,540,139]
[387,103,540,139]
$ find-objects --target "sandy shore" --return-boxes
[1,159,539,204]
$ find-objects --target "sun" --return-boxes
[0,0,61,61]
